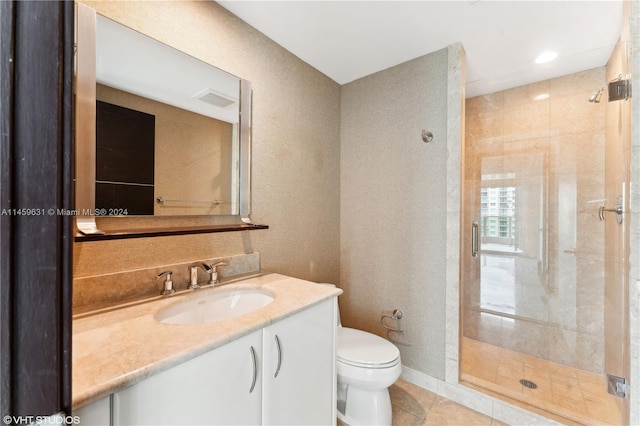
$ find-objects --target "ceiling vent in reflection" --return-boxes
[192,88,238,109]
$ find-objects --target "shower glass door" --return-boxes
[461,64,628,424]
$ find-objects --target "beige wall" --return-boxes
[340,49,451,380]
[77,0,461,384]
[75,1,341,286]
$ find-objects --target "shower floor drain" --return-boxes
[519,379,538,389]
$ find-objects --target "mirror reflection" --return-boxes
[95,15,241,216]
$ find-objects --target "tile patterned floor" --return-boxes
[388,379,508,426]
[337,378,506,425]
[460,337,623,426]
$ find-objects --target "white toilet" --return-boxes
[336,322,401,425]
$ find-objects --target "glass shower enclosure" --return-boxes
[461,60,630,424]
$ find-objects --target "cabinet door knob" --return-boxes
[249,346,257,393]
[274,335,282,378]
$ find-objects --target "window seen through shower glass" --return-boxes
[478,153,546,318]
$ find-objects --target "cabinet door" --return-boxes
[262,298,336,425]
[113,330,262,425]
[74,395,111,426]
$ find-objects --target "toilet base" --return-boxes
[337,384,393,426]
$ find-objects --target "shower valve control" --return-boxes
[421,129,433,143]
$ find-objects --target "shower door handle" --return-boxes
[599,196,624,224]
[599,205,623,223]
[472,221,479,257]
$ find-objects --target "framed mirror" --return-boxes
[75,4,255,236]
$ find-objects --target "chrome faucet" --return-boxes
[204,261,227,285]
[187,263,212,290]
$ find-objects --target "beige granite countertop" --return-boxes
[72,273,342,409]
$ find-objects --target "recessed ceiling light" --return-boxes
[534,93,550,101]
[535,51,558,64]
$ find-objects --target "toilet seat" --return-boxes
[337,328,400,369]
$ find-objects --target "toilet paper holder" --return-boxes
[381,309,403,333]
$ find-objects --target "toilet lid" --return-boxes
[337,328,400,368]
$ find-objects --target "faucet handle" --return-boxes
[157,271,175,295]
[204,261,227,285]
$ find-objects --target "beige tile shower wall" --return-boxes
[549,69,607,374]
[75,2,341,285]
[340,49,450,380]
[463,67,607,374]
[96,84,234,216]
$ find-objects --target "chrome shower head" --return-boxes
[589,87,604,103]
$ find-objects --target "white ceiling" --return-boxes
[217,1,623,98]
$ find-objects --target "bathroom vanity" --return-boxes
[73,274,341,425]
[72,6,341,424]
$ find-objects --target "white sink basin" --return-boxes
[155,288,274,325]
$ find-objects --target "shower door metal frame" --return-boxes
[602,36,632,424]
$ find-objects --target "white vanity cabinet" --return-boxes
[107,297,336,426]
[74,395,111,426]
[113,330,263,426]
[262,299,336,425]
